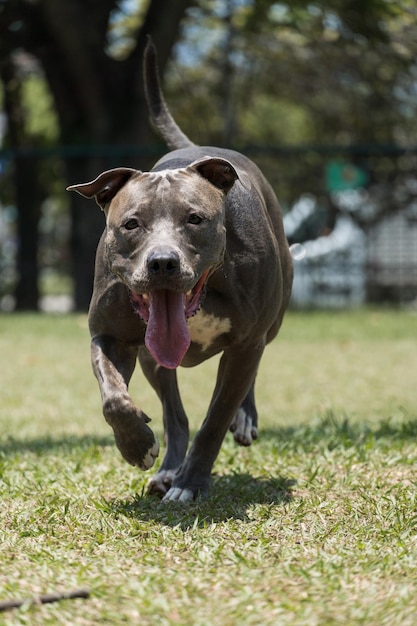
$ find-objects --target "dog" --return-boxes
[67,39,293,503]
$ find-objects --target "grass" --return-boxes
[0,308,417,625]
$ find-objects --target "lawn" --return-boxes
[0,309,416,625]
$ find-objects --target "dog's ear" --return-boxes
[67,167,138,210]
[189,157,239,194]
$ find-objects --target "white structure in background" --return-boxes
[367,198,417,302]
[285,192,367,308]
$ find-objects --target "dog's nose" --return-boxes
[147,249,180,276]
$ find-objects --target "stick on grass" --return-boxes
[0,588,90,612]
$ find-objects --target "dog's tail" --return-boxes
[144,37,194,150]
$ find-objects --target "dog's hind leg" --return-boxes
[229,381,258,446]
[229,318,284,447]
[138,347,190,496]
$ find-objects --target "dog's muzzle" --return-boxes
[129,269,210,369]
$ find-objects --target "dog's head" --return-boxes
[67,156,238,368]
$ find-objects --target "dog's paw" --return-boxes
[140,440,160,470]
[162,487,195,504]
[161,476,210,503]
[229,408,258,446]
[112,419,160,469]
[147,469,177,496]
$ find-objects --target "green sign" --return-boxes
[325,161,368,192]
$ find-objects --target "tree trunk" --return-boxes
[14,154,42,310]
[1,0,195,311]
[66,157,106,311]
[0,58,42,310]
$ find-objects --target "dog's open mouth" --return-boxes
[129,269,210,369]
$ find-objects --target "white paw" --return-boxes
[230,408,258,446]
[140,440,160,470]
[147,469,177,495]
[162,487,194,503]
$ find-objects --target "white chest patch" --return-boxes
[187,311,231,351]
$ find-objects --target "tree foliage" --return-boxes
[172,0,417,145]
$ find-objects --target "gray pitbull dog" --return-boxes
[67,40,293,503]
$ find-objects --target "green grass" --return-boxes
[0,309,417,625]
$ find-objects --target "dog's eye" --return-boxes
[188,213,203,225]
[124,219,139,230]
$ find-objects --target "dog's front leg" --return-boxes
[163,341,266,503]
[138,347,189,496]
[91,336,159,470]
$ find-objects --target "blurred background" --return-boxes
[0,0,416,312]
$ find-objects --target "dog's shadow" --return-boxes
[108,473,295,529]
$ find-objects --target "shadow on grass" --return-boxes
[2,414,417,531]
[108,473,295,529]
[0,434,113,457]
[106,413,417,528]
[260,411,417,449]
[2,412,416,459]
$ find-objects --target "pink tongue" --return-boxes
[145,290,190,369]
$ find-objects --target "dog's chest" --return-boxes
[187,310,231,351]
